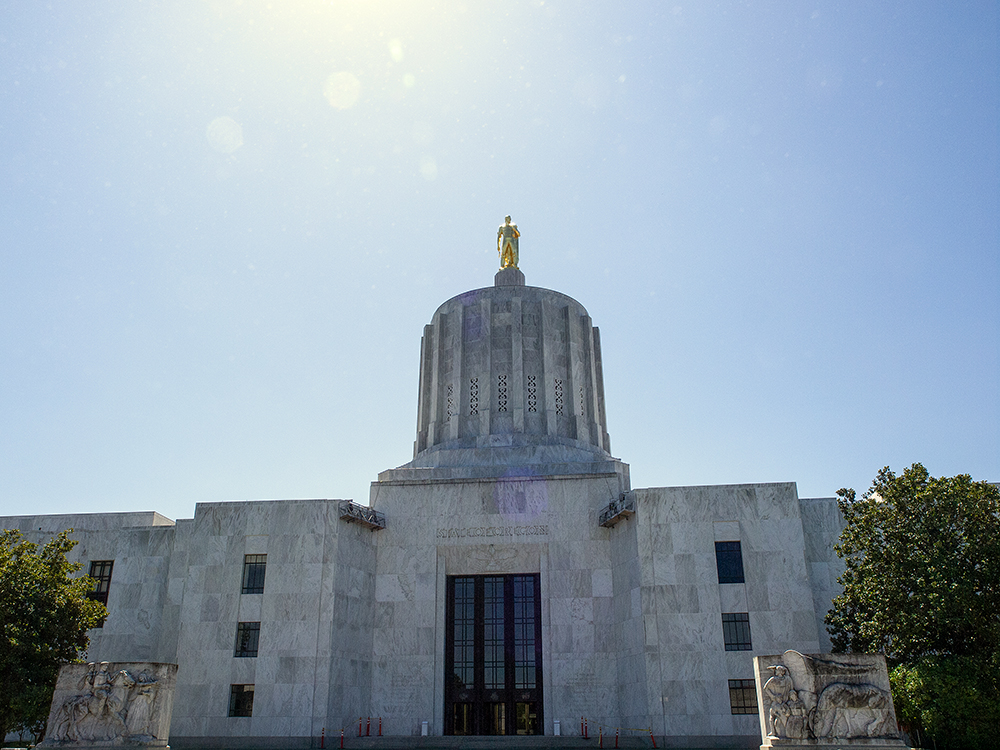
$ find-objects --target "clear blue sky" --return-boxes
[1,1,997,520]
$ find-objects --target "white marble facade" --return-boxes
[2,271,845,749]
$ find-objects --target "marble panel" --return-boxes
[652,584,701,614]
[718,582,748,612]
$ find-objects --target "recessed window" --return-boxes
[722,613,752,651]
[728,679,758,715]
[715,541,745,584]
[234,622,260,658]
[87,560,114,605]
[87,560,114,627]
[241,554,267,594]
[229,684,254,717]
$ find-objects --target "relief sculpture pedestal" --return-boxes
[754,651,911,750]
[40,662,177,748]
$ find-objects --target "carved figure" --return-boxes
[123,671,159,738]
[497,215,520,269]
[762,664,795,738]
[47,662,160,744]
[812,682,895,739]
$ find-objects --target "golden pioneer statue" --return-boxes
[497,215,520,269]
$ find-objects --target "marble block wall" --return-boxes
[368,466,630,736]
[167,499,374,747]
[798,497,845,652]
[631,483,822,746]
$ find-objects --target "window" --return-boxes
[445,574,543,736]
[229,685,254,717]
[722,613,752,651]
[87,560,114,605]
[234,622,260,657]
[729,679,758,715]
[87,560,114,627]
[241,554,266,594]
[715,541,745,584]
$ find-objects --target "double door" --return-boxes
[445,574,543,735]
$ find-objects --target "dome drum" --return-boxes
[410,283,612,468]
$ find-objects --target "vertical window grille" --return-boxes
[241,554,267,594]
[229,685,255,717]
[554,378,564,415]
[728,679,758,715]
[470,377,479,415]
[715,541,745,584]
[452,578,475,691]
[579,385,585,417]
[497,374,508,412]
[513,576,536,689]
[526,375,537,413]
[721,613,752,651]
[483,577,506,691]
[234,622,261,657]
[446,383,454,422]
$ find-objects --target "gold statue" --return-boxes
[497,215,520,269]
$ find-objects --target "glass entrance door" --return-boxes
[445,574,543,735]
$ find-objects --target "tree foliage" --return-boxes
[0,529,107,743]
[826,464,1000,749]
[826,463,1000,660]
[890,654,1000,750]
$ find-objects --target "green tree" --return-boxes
[0,530,107,743]
[826,464,1000,749]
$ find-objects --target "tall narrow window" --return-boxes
[445,575,543,736]
[229,685,254,717]
[722,613,752,651]
[483,577,505,691]
[234,622,260,657]
[87,561,114,605]
[452,578,475,693]
[241,554,267,594]
[715,541,745,584]
[728,679,758,715]
[87,560,114,628]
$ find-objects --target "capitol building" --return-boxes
[2,227,845,748]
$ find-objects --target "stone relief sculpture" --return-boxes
[754,651,906,749]
[497,215,520,269]
[41,662,177,748]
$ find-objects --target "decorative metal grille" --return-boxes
[497,375,507,412]
[554,378,563,416]
[470,377,479,415]
[446,383,454,422]
[579,385,586,417]
[526,375,537,412]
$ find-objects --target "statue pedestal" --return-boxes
[495,267,525,287]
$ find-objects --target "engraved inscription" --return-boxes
[437,525,550,539]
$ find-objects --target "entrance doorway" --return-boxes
[445,574,543,735]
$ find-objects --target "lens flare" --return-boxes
[205,117,244,154]
[324,72,362,109]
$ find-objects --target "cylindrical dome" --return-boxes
[406,270,612,468]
